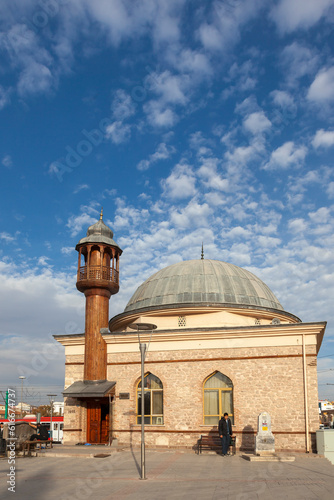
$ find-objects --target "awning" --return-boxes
[63,380,116,398]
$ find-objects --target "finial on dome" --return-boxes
[100,208,103,221]
[201,242,204,260]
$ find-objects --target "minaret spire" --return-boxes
[201,242,204,260]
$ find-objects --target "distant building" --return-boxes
[15,402,31,414]
[55,213,326,452]
[319,400,334,413]
[53,401,64,415]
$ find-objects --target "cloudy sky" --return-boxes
[1,0,334,404]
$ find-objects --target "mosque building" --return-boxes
[54,213,326,452]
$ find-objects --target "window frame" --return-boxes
[136,372,164,425]
[203,372,234,425]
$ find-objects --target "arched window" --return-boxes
[136,373,163,425]
[203,372,233,425]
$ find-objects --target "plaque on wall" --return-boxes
[119,393,130,399]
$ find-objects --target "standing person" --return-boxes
[219,412,233,456]
[0,423,5,455]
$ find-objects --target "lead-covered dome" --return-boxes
[124,259,284,313]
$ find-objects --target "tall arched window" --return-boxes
[136,373,163,425]
[203,372,233,425]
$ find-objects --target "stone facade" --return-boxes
[61,333,321,452]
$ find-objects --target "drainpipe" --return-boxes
[302,334,310,453]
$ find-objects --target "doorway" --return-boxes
[86,400,110,444]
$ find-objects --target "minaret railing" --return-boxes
[78,265,119,283]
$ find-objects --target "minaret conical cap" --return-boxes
[75,210,122,253]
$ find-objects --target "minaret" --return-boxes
[75,209,122,381]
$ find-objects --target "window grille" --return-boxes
[178,316,186,327]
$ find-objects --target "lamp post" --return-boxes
[19,376,25,417]
[47,394,57,441]
[128,322,157,480]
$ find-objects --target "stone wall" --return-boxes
[62,342,319,451]
[63,359,86,444]
[63,396,86,444]
[106,343,318,452]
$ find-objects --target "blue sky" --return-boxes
[1,0,334,405]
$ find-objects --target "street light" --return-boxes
[47,394,57,441]
[19,376,25,418]
[128,322,157,480]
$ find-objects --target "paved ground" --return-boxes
[1,446,334,500]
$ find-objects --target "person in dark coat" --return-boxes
[219,413,233,456]
[29,423,49,441]
[0,423,5,455]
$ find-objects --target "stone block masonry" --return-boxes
[91,343,319,452]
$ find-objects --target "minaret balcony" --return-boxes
[76,265,119,294]
[79,265,119,282]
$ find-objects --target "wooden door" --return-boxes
[87,403,101,444]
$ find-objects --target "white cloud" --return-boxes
[1,23,56,96]
[280,42,319,87]
[225,226,251,239]
[2,154,12,168]
[198,158,229,192]
[105,121,131,144]
[148,70,188,105]
[61,247,74,255]
[111,89,136,121]
[225,138,265,168]
[263,141,307,170]
[73,184,89,194]
[17,62,54,96]
[161,163,197,200]
[312,129,334,148]
[243,111,271,135]
[257,235,281,248]
[327,182,334,199]
[137,142,176,171]
[169,49,212,78]
[198,0,264,52]
[228,243,251,266]
[0,259,84,386]
[270,0,334,34]
[0,232,16,243]
[307,66,334,103]
[270,90,295,109]
[226,203,251,222]
[223,59,258,97]
[84,0,185,46]
[235,95,259,116]
[66,212,97,237]
[170,200,212,229]
[144,100,177,128]
[112,201,149,230]
[308,207,331,224]
[38,256,52,267]
[0,85,11,109]
[288,218,308,233]
[198,23,223,51]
